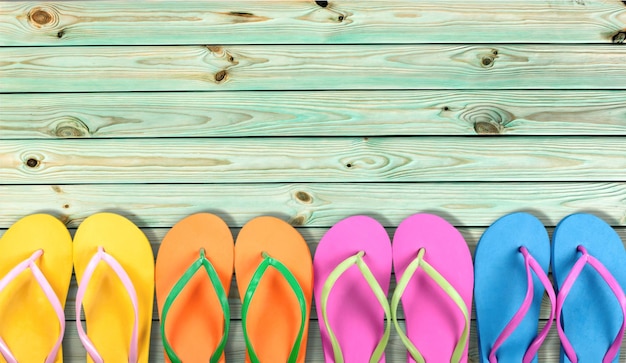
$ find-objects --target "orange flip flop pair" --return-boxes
[156,214,313,363]
[0,213,154,363]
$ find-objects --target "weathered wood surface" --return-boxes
[2,91,626,138]
[59,320,626,362]
[1,0,625,46]
[3,45,626,92]
[0,183,624,229]
[2,137,625,183]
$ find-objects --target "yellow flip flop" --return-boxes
[73,213,154,363]
[0,214,72,362]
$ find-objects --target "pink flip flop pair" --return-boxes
[313,214,474,363]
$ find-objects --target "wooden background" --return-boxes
[1,0,626,361]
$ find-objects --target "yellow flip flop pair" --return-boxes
[0,213,154,363]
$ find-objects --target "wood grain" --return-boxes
[2,137,625,183]
[0,183,623,229]
[2,91,626,138]
[1,0,625,46]
[3,45,626,92]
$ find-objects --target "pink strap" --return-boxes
[0,250,65,363]
[556,245,626,363]
[75,247,139,363]
[489,246,556,363]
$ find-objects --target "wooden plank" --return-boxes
[2,91,626,138]
[2,137,625,183]
[3,45,626,92]
[0,183,623,228]
[1,0,625,46]
[60,320,626,362]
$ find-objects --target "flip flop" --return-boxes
[552,213,626,363]
[156,213,234,363]
[0,214,72,363]
[234,216,313,363]
[391,213,473,363]
[474,212,556,363]
[313,215,392,363]
[73,213,154,363]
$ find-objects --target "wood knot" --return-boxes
[481,55,495,68]
[215,70,227,82]
[613,31,626,44]
[316,0,329,7]
[57,29,65,38]
[474,121,501,135]
[54,117,90,137]
[206,45,222,54]
[295,191,313,203]
[337,15,345,22]
[458,105,513,134]
[63,204,70,209]
[290,215,307,226]
[28,7,59,28]
[25,157,40,168]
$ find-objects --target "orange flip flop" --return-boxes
[156,213,234,363]
[73,213,154,363]
[0,214,72,362]
[234,216,313,363]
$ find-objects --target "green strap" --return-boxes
[390,248,470,363]
[320,251,392,363]
[241,252,308,363]
[160,248,231,363]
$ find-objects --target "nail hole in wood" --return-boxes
[315,0,329,7]
[57,29,65,38]
[215,70,227,82]
[26,158,40,168]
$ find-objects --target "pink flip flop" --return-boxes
[391,213,473,363]
[313,216,392,363]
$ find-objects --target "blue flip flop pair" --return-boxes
[475,212,626,362]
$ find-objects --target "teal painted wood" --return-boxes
[2,91,626,138]
[0,182,623,228]
[2,137,625,183]
[3,45,626,92]
[1,0,624,46]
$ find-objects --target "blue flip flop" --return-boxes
[474,212,555,363]
[552,213,626,363]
